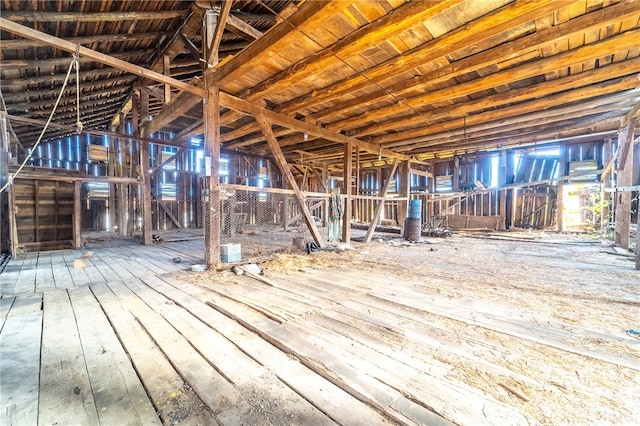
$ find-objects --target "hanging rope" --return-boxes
[1,55,80,194]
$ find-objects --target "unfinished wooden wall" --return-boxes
[12,178,74,250]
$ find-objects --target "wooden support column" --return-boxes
[73,181,82,249]
[138,88,153,245]
[107,135,116,232]
[556,143,567,232]
[203,85,222,266]
[256,114,325,247]
[614,119,637,249]
[0,111,12,255]
[140,141,153,245]
[354,148,360,222]
[428,161,435,218]
[128,94,139,237]
[342,141,352,243]
[601,138,612,230]
[453,155,460,192]
[398,160,410,234]
[365,160,399,243]
[499,149,507,230]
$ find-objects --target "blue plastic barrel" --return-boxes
[408,199,422,219]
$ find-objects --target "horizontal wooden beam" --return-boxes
[218,92,409,161]
[3,10,187,22]
[1,32,163,50]
[0,18,207,98]
[226,13,263,39]
[6,115,193,149]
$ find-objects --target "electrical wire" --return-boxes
[1,56,80,194]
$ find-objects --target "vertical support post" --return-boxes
[453,155,460,192]
[398,160,410,234]
[342,141,352,243]
[556,143,567,232]
[128,93,139,237]
[614,119,637,249]
[73,180,82,249]
[354,148,360,222]
[140,141,153,245]
[428,161,435,218]
[0,111,12,255]
[163,56,172,103]
[107,135,116,232]
[203,85,221,266]
[499,149,507,230]
[601,138,612,231]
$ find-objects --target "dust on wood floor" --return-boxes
[184,232,640,425]
[1,231,638,425]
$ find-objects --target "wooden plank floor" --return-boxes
[1,232,638,425]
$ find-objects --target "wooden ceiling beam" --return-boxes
[0,18,207,98]
[1,32,164,50]
[7,114,193,149]
[141,89,203,136]
[218,91,408,161]
[326,28,640,132]
[226,13,263,40]
[3,10,188,22]
[278,1,563,115]
[0,49,155,69]
[319,1,640,127]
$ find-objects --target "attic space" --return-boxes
[1,1,639,425]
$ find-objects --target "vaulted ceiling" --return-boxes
[2,0,640,170]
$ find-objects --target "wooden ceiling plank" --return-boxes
[0,18,207,98]
[240,0,464,101]
[397,95,637,151]
[318,1,640,128]
[408,113,622,156]
[3,10,188,22]
[1,75,137,104]
[278,1,563,115]
[326,28,640,132]
[207,0,352,85]
[367,60,640,144]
